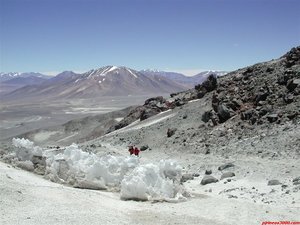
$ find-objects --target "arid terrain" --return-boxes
[1,47,299,225]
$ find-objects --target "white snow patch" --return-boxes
[100,67,110,76]
[115,117,124,122]
[45,143,139,189]
[57,132,79,143]
[33,131,58,142]
[12,138,34,149]
[120,160,185,201]
[12,138,43,161]
[125,112,175,131]
[107,66,119,73]
[99,66,118,76]
[88,70,97,78]
[106,110,175,136]
[126,68,138,78]
[188,99,200,103]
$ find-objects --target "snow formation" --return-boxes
[12,138,43,161]
[12,138,186,201]
[120,160,185,201]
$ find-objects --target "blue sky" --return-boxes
[0,0,299,75]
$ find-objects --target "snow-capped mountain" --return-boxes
[141,70,190,83]
[0,72,50,82]
[3,66,189,100]
[192,70,227,84]
[0,72,51,94]
[141,69,227,87]
[0,72,22,82]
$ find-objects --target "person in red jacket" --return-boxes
[128,146,134,155]
[134,146,140,156]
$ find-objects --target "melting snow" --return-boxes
[11,138,186,201]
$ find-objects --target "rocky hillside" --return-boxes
[109,47,299,132]
[99,47,299,159]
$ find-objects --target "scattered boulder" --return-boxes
[241,108,259,124]
[181,174,194,183]
[195,74,218,98]
[287,111,299,120]
[217,104,233,122]
[140,108,161,121]
[286,79,300,92]
[201,175,218,185]
[221,172,235,180]
[283,94,294,104]
[292,177,300,185]
[268,179,281,186]
[283,46,300,67]
[167,128,177,137]
[202,110,212,122]
[205,149,211,154]
[201,110,219,125]
[266,114,278,123]
[203,74,218,91]
[140,145,149,151]
[277,74,290,85]
[174,98,185,106]
[218,163,235,171]
[254,92,269,105]
[74,180,106,190]
[205,169,212,175]
[31,155,46,167]
[16,161,34,172]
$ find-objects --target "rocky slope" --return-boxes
[108,47,300,137]
[74,47,299,209]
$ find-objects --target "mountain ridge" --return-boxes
[2,66,190,100]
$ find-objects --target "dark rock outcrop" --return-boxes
[201,46,300,127]
[268,180,281,186]
[221,172,235,180]
[167,128,177,137]
[201,175,218,185]
[218,163,235,171]
[108,96,173,133]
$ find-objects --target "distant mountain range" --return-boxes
[1,67,227,100]
[141,70,227,86]
[0,72,50,82]
[0,72,51,94]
